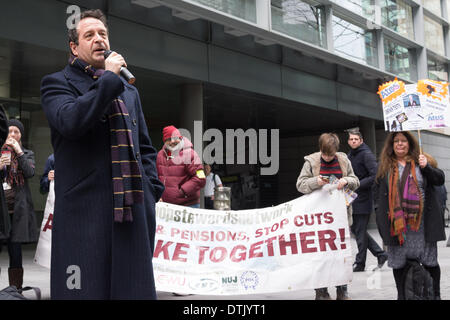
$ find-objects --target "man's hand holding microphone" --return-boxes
[104,50,135,84]
[104,51,127,76]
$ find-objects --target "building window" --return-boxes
[384,37,414,80]
[329,0,376,20]
[424,16,446,56]
[381,0,414,39]
[423,0,442,17]
[428,58,448,81]
[271,0,326,48]
[332,16,378,67]
[191,0,256,22]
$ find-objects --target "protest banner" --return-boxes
[378,78,449,132]
[34,181,54,269]
[153,187,353,295]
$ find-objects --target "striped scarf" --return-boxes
[69,55,143,222]
[388,161,423,245]
[320,155,342,179]
[1,144,24,188]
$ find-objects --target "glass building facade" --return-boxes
[381,0,414,39]
[192,0,257,22]
[423,0,442,16]
[384,37,414,80]
[428,58,448,81]
[269,0,448,82]
[1,0,450,212]
[181,0,450,83]
[424,15,445,55]
[332,16,377,67]
[271,0,326,48]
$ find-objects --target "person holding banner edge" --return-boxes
[374,131,445,300]
[39,153,54,195]
[296,133,359,300]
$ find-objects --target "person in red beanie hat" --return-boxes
[162,125,181,143]
[157,125,206,207]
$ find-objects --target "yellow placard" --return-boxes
[417,79,449,101]
[377,78,406,105]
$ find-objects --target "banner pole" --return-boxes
[418,130,423,154]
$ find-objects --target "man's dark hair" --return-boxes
[68,9,108,45]
[348,130,363,140]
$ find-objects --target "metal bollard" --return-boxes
[213,186,231,210]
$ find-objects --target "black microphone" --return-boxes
[103,50,136,85]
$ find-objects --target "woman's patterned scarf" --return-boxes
[69,55,143,222]
[1,144,24,188]
[388,161,423,245]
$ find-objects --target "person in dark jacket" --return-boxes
[156,125,206,208]
[0,119,38,289]
[0,104,10,242]
[347,130,387,272]
[374,131,445,300]
[40,9,164,299]
[39,153,54,194]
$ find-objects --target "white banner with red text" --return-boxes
[153,187,353,295]
[34,181,54,269]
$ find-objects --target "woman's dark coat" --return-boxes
[374,164,446,246]
[40,65,164,299]
[0,105,9,240]
[0,149,38,243]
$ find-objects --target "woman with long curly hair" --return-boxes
[374,131,446,299]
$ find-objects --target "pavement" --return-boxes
[1,227,449,300]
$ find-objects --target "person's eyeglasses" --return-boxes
[393,139,408,144]
[165,137,181,143]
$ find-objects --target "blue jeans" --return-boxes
[188,203,200,208]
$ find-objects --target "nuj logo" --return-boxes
[222,276,238,284]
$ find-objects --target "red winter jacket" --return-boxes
[156,137,206,206]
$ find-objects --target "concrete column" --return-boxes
[375,29,385,71]
[0,70,10,98]
[413,5,428,80]
[374,0,382,26]
[180,83,203,137]
[325,5,334,52]
[180,83,205,207]
[441,0,448,20]
[256,0,271,30]
[359,118,377,155]
[442,0,450,59]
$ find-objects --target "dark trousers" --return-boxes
[393,265,441,299]
[0,240,23,268]
[204,197,214,209]
[0,212,23,268]
[351,214,385,267]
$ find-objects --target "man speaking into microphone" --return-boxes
[40,9,164,299]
